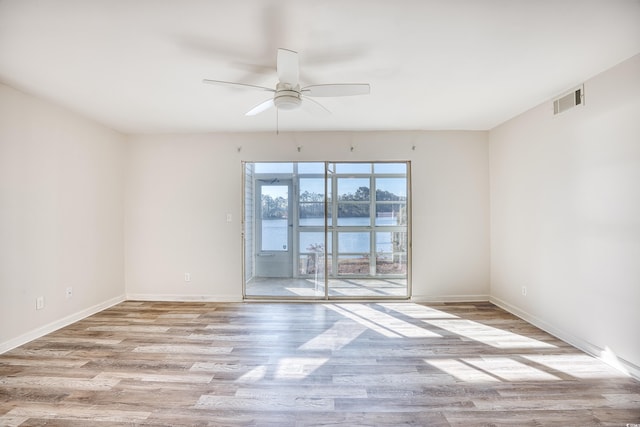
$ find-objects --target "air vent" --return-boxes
[553,85,584,115]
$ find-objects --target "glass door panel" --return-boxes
[327,162,409,298]
[254,181,292,278]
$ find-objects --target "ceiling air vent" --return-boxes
[553,85,584,115]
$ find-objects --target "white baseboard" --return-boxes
[411,294,490,303]
[490,295,640,381]
[0,294,126,354]
[126,293,242,303]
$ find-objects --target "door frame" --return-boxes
[242,161,411,300]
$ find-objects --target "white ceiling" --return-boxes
[1,0,639,134]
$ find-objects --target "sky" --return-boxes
[256,162,407,199]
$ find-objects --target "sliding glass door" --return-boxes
[243,161,410,299]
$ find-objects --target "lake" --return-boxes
[261,217,404,253]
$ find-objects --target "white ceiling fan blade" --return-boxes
[302,83,370,97]
[245,98,275,116]
[202,79,275,93]
[301,97,331,115]
[277,48,299,86]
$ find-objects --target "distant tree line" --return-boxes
[339,187,405,202]
[262,187,406,219]
[261,195,288,219]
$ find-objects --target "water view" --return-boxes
[262,217,403,253]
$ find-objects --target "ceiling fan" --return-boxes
[203,48,370,116]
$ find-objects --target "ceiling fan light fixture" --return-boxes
[274,89,302,110]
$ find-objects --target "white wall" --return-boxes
[489,54,640,375]
[0,84,126,352]
[125,131,490,301]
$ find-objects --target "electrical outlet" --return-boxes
[65,287,73,299]
[522,286,527,296]
[36,296,45,310]
[184,273,191,282]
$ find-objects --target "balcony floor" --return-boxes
[245,277,408,298]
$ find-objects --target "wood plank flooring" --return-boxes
[1,301,639,426]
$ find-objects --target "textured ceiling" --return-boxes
[1,0,639,134]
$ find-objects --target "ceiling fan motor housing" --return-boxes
[274,83,301,110]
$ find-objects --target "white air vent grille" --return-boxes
[553,86,584,115]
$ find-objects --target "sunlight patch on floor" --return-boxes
[426,358,501,383]
[463,357,560,381]
[325,304,400,337]
[425,319,556,349]
[236,365,268,383]
[298,319,367,351]
[328,304,442,338]
[377,303,460,319]
[522,353,628,379]
[275,357,329,380]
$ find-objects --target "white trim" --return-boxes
[411,294,490,303]
[126,293,242,303]
[0,294,126,354]
[490,296,640,381]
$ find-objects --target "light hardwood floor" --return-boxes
[1,301,639,426]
